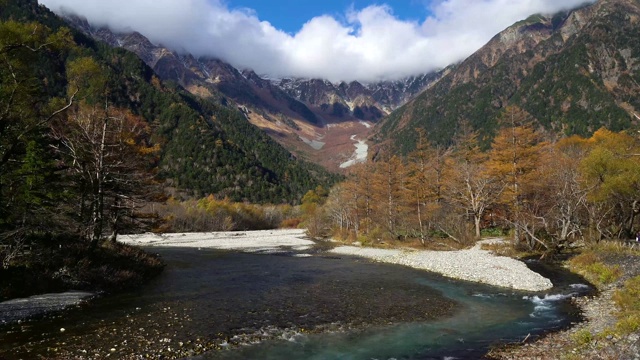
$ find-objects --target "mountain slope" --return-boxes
[58,14,442,170]
[375,0,640,154]
[2,0,338,204]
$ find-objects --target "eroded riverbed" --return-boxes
[0,248,591,359]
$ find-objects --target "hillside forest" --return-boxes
[0,0,342,297]
[310,106,640,253]
[0,1,339,243]
[3,0,640,295]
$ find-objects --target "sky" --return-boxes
[39,0,596,83]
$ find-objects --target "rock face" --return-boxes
[277,73,442,122]
[61,14,441,170]
[376,0,640,155]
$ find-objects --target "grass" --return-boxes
[613,275,640,334]
[568,244,623,287]
[571,329,594,346]
[568,241,640,338]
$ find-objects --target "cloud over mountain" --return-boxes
[40,0,596,82]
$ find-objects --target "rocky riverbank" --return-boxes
[488,288,638,359]
[488,245,640,359]
[330,239,553,291]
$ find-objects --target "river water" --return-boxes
[0,248,592,359]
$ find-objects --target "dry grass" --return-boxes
[479,241,519,257]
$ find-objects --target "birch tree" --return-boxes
[51,104,158,248]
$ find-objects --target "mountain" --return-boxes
[60,14,441,170]
[1,0,339,204]
[276,73,442,121]
[375,0,640,155]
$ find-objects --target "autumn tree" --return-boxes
[372,153,410,239]
[347,162,376,237]
[539,136,591,245]
[323,183,352,235]
[301,186,329,238]
[486,106,546,248]
[447,128,495,238]
[406,129,454,243]
[580,128,640,240]
[51,103,159,248]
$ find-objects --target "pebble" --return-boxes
[329,239,553,291]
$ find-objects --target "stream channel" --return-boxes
[0,247,593,359]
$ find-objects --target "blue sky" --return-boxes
[41,0,597,82]
[225,0,431,34]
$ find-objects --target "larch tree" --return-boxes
[447,128,495,239]
[486,106,545,248]
[407,129,453,243]
[372,154,408,238]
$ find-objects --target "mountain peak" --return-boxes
[375,0,640,155]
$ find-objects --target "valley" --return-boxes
[2,0,640,359]
[63,14,443,170]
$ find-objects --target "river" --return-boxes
[0,247,592,359]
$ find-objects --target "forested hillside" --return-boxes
[1,0,338,208]
[0,0,341,297]
[375,0,640,154]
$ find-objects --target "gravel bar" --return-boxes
[329,239,553,292]
[119,229,314,253]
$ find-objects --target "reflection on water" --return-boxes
[0,248,590,359]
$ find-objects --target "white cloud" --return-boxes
[40,0,596,82]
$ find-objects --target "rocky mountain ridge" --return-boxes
[376,0,640,154]
[62,14,440,170]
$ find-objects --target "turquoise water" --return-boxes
[0,249,590,359]
[202,259,587,360]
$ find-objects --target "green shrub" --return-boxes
[613,276,640,312]
[612,276,640,335]
[571,329,593,346]
[480,227,506,237]
[584,262,621,285]
[569,252,598,268]
[615,314,640,334]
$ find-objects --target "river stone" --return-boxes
[0,291,94,325]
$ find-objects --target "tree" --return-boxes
[541,136,591,245]
[447,129,495,238]
[301,186,329,238]
[373,153,409,238]
[580,128,640,239]
[0,20,73,238]
[51,104,158,248]
[406,129,452,243]
[486,106,545,248]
